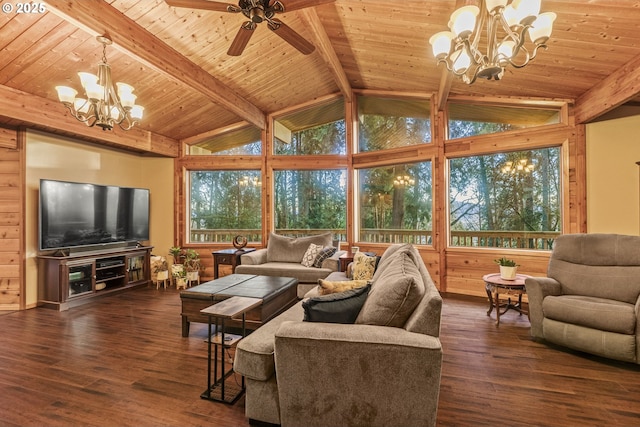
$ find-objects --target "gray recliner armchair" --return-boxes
[526,233,640,364]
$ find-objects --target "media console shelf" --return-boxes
[38,246,153,311]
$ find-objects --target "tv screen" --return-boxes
[39,179,150,251]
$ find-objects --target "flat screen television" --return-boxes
[39,179,150,252]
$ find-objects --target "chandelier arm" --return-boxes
[506,44,547,69]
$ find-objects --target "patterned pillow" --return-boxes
[301,243,324,267]
[312,246,337,268]
[318,278,369,295]
[352,251,377,280]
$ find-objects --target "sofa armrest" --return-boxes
[240,248,268,265]
[320,249,346,271]
[274,321,442,427]
[525,276,562,338]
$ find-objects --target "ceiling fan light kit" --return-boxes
[55,35,144,131]
[429,0,556,84]
[166,0,332,56]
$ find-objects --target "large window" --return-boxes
[274,98,345,155]
[188,125,261,155]
[358,96,431,152]
[448,103,561,139]
[274,169,346,240]
[189,170,262,243]
[358,161,432,244]
[448,148,561,249]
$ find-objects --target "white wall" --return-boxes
[586,115,640,235]
[25,130,174,308]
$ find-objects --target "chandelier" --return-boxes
[55,35,144,131]
[429,0,556,84]
[393,174,415,187]
[501,159,534,174]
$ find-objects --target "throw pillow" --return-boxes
[318,278,369,295]
[352,251,377,280]
[303,284,371,324]
[266,232,333,263]
[312,246,337,268]
[356,249,425,327]
[301,243,324,267]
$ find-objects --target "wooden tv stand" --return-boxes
[37,246,153,311]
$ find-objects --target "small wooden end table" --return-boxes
[212,248,255,279]
[483,273,531,326]
[201,296,262,404]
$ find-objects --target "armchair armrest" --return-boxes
[274,321,442,427]
[240,248,268,265]
[525,276,562,338]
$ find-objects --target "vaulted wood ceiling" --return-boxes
[1,0,639,154]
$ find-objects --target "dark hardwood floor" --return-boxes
[0,286,638,426]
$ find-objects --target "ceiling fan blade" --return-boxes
[268,19,315,55]
[277,0,335,12]
[227,22,257,56]
[165,0,239,12]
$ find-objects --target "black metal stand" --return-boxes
[201,313,246,404]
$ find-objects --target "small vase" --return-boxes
[500,266,518,280]
[156,270,169,281]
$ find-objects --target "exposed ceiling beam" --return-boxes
[435,66,454,112]
[43,0,266,130]
[574,53,640,124]
[300,8,351,102]
[0,84,178,156]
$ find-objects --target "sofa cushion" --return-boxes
[235,262,333,284]
[352,251,377,280]
[301,243,323,267]
[542,295,636,334]
[356,248,425,327]
[266,232,333,263]
[318,278,368,295]
[313,246,337,268]
[303,284,371,324]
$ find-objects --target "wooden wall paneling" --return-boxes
[573,124,588,233]
[262,125,270,246]
[0,126,22,310]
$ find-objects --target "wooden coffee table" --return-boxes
[180,274,298,336]
[483,273,531,326]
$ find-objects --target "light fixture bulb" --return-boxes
[449,5,479,39]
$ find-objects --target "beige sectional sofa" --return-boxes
[235,232,345,298]
[526,233,640,364]
[233,243,443,427]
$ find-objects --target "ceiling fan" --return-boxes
[165,0,334,56]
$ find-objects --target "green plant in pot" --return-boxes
[494,257,520,280]
[154,257,169,281]
[183,249,201,282]
[169,246,183,265]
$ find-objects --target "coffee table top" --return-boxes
[181,274,298,302]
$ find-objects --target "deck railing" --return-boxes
[190,228,560,249]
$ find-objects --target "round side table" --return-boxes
[482,273,531,326]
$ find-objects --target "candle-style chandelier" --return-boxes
[501,159,535,174]
[55,35,144,131]
[393,174,415,187]
[429,0,556,84]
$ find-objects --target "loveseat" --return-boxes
[235,232,345,298]
[526,233,640,364]
[233,243,443,427]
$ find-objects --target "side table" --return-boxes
[212,248,255,279]
[201,296,263,404]
[482,273,531,326]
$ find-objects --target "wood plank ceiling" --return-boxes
[0,0,639,149]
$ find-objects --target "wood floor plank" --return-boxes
[0,288,639,426]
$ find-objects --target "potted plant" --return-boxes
[154,257,169,281]
[183,249,201,283]
[174,267,187,289]
[169,246,183,265]
[494,257,519,280]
